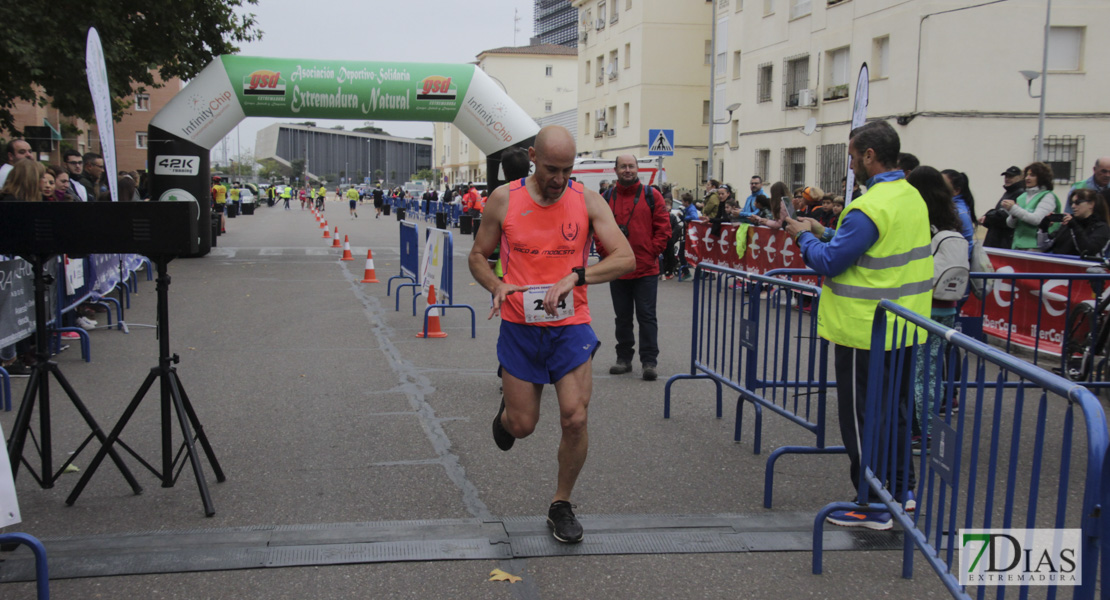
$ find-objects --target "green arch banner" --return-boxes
[149,56,539,255]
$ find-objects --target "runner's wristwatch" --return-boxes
[572,267,586,287]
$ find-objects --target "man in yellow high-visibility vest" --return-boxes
[786,120,932,532]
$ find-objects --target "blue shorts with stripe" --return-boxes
[497,321,599,385]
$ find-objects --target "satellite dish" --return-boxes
[802,117,817,136]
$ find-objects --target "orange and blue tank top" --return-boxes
[500,178,592,326]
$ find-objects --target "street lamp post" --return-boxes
[1020,0,1052,162]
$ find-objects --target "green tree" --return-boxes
[257,158,286,182]
[0,2,262,136]
[374,169,384,180]
[414,168,440,183]
[290,158,306,182]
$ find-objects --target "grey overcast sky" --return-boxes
[214,0,537,162]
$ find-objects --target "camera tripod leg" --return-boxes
[50,364,142,493]
[7,366,43,483]
[167,370,216,516]
[172,370,225,483]
[64,368,157,506]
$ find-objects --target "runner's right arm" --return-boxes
[469,184,527,319]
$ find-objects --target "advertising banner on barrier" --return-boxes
[64,256,85,295]
[684,221,812,279]
[961,249,1096,356]
[0,420,20,527]
[419,229,450,306]
[90,253,123,296]
[0,259,36,347]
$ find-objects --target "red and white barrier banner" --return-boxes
[962,248,1098,356]
[685,221,813,280]
[686,223,1100,355]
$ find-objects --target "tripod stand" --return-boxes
[6,255,142,493]
[66,255,225,516]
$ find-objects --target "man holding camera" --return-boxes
[598,155,671,380]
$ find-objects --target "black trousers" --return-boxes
[833,343,916,503]
[609,276,659,366]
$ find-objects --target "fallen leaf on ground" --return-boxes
[488,569,522,583]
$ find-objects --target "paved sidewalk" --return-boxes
[1,201,950,599]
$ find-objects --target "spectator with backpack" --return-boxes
[907,165,969,456]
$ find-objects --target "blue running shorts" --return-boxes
[497,321,599,385]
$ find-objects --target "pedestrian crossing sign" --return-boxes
[648,129,674,156]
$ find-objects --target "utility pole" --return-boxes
[706,0,718,183]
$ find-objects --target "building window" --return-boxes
[623,102,630,127]
[763,0,774,16]
[134,93,150,112]
[730,119,739,148]
[782,147,806,190]
[584,112,591,135]
[611,0,619,22]
[624,43,631,68]
[817,143,847,193]
[607,106,617,135]
[824,46,850,100]
[755,149,770,181]
[872,36,890,79]
[545,65,553,77]
[597,56,605,85]
[736,0,744,11]
[1037,135,1084,185]
[789,0,811,19]
[718,0,729,9]
[1048,26,1084,71]
[705,40,713,65]
[757,63,773,103]
[609,49,619,80]
[597,1,606,28]
[733,51,742,79]
[783,54,809,108]
[136,131,148,149]
[703,100,711,125]
[586,60,592,83]
[627,0,632,9]
[545,101,553,113]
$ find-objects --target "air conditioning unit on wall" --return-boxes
[798,88,817,108]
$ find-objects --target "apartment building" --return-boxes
[715,0,1109,203]
[434,43,578,188]
[8,73,183,173]
[573,0,713,190]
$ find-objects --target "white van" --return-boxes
[571,156,665,192]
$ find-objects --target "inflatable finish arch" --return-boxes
[148,56,540,255]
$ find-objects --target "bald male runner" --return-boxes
[469,126,634,543]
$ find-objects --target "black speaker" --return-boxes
[0,202,199,256]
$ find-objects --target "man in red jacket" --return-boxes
[464,183,483,217]
[598,155,671,380]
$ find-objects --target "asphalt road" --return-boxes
[0,200,952,599]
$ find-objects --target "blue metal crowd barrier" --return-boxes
[0,532,49,598]
[418,228,475,339]
[389,222,421,310]
[813,299,1108,600]
[663,263,844,508]
[0,365,10,411]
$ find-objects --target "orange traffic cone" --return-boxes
[331,227,342,248]
[319,217,327,229]
[417,285,448,338]
[341,236,354,261]
[322,220,330,237]
[360,250,380,283]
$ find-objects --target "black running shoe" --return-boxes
[492,397,515,451]
[547,501,584,543]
